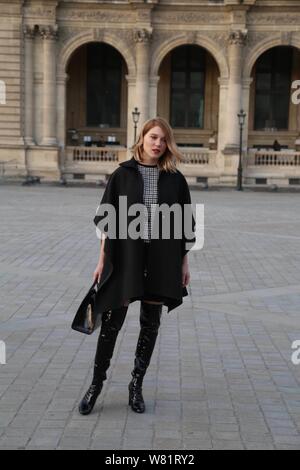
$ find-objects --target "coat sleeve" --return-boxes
[180,174,196,258]
[93,170,118,235]
[92,171,119,292]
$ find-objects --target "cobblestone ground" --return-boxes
[0,183,300,450]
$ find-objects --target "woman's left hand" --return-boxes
[182,255,190,288]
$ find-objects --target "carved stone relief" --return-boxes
[133,29,153,44]
[228,30,248,47]
[58,9,135,23]
[136,8,152,23]
[204,32,229,50]
[247,12,300,25]
[58,27,83,45]
[245,32,273,50]
[153,11,227,24]
[59,26,134,50]
[39,25,58,40]
[23,24,58,41]
[24,5,57,20]
[23,25,35,40]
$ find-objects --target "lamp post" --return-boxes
[132,107,140,144]
[237,109,246,191]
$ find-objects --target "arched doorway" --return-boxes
[248,45,300,150]
[66,42,128,147]
[157,44,220,149]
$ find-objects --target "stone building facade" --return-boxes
[0,0,300,186]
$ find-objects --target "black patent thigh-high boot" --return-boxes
[128,301,163,413]
[79,305,128,415]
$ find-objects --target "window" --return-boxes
[254,48,292,130]
[170,46,205,128]
[86,43,122,127]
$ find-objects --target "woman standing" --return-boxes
[79,117,196,415]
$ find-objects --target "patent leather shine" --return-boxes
[128,377,145,413]
[78,384,102,415]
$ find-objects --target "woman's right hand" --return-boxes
[93,261,104,284]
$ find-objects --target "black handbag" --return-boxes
[71,280,104,335]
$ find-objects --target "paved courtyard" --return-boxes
[0,183,300,450]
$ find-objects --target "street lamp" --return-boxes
[237,109,246,191]
[132,107,140,144]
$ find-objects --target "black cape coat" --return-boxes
[93,156,196,314]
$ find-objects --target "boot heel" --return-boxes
[128,384,132,405]
[78,384,102,415]
[128,379,145,413]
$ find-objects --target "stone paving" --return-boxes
[0,183,300,450]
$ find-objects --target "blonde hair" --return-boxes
[130,117,184,173]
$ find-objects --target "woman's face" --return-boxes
[142,126,167,162]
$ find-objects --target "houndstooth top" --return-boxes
[137,161,160,244]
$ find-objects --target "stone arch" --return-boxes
[151,34,229,79]
[58,30,136,76]
[244,36,300,78]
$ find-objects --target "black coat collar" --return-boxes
[119,156,139,169]
[119,156,164,172]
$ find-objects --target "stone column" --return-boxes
[217,77,229,171]
[33,29,43,145]
[56,72,68,177]
[125,74,137,155]
[40,25,58,146]
[56,72,68,149]
[149,75,160,119]
[298,97,300,136]
[133,28,152,134]
[223,30,247,153]
[242,77,253,177]
[23,25,35,145]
